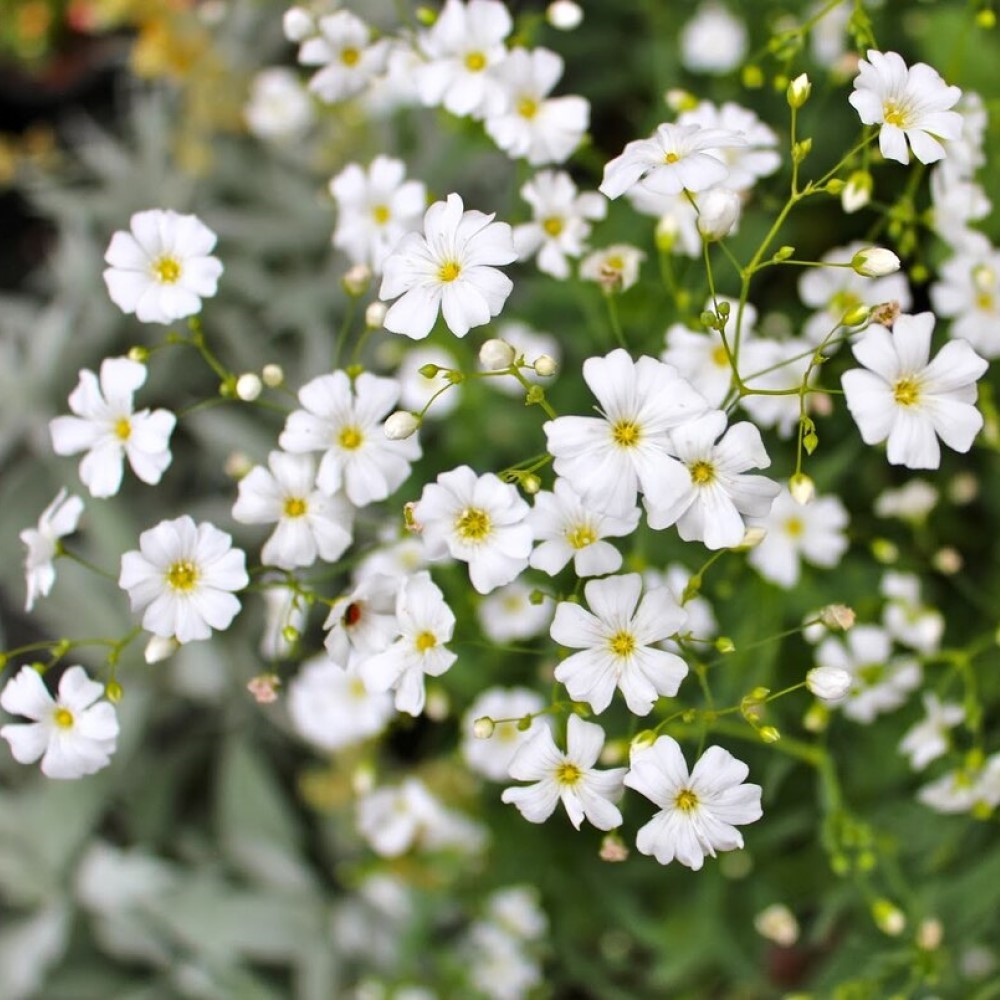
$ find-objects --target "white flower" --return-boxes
[547,0,583,30]
[288,655,394,752]
[501,715,626,830]
[103,209,223,324]
[578,244,646,291]
[624,736,762,869]
[881,571,944,654]
[918,755,1000,815]
[806,665,853,703]
[738,338,815,438]
[297,11,389,103]
[754,904,800,947]
[466,922,543,1000]
[679,2,748,75]
[358,572,457,716]
[528,478,639,577]
[543,348,709,517]
[841,312,988,469]
[645,410,780,549]
[118,516,248,644]
[484,47,589,165]
[550,573,688,715]
[696,187,741,241]
[323,573,400,666]
[848,50,963,165]
[929,169,991,250]
[814,625,921,724]
[330,157,427,274]
[232,451,353,570]
[1,666,118,779]
[462,687,548,781]
[646,564,718,653]
[874,479,939,521]
[485,886,548,941]
[20,489,84,612]
[600,122,746,200]
[414,0,512,119]
[379,193,517,339]
[513,170,606,280]
[411,466,533,595]
[244,67,314,142]
[930,248,1000,358]
[279,370,421,505]
[477,582,553,642]
[747,487,849,588]
[899,693,965,771]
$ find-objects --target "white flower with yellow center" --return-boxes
[841,312,988,469]
[279,370,421,506]
[231,451,353,570]
[501,714,626,830]
[20,488,84,612]
[297,10,390,104]
[102,209,222,324]
[0,665,119,780]
[415,0,512,119]
[49,357,176,498]
[358,572,457,716]
[625,736,762,869]
[528,477,639,577]
[930,248,1000,358]
[462,687,548,782]
[484,47,590,165]
[118,516,248,644]
[379,193,517,340]
[578,243,646,291]
[543,348,709,517]
[550,573,688,716]
[244,66,314,142]
[848,50,963,165]
[411,465,533,595]
[477,581,553,642]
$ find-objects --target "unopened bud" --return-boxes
[843,304,871,326]
[852,246,900,278]
[521,473,542,494]
[262,363,284,387]
[127,346,149,363]
[842,170,873,213]
[281,625,300,644]
[735,526,767,550]
[786,73,811,109]
[472,716,495,739]
[803,701,829,732]
[546,0,583,30]
[820,604,855,631]
[664,88,698,113]
[105,680,124,703]
[365,301,388,328]
[872,899,906,937]
[235,372,263,401]
[933,546,963,574]
[599,832,630,862]
[517,714,534,731]
[759,725,781,743]
[754,904,800,947]
[871,537,899,564]
[342,263,371,296]
[282,6,313,41]
[630,730,657,753]
[715,636,736,654]
[792,138,812,163]
[383,410,420,440]
[224,450,253,479]
[789,473,815,505]
[534,354,558,377]
[425,688,449,720]
[144,635,178,664]
[772,245,795,262]
[655,213,679,251]
[697,188,741,241]
[418,363,442,379]
[479,338,516,371]
[806,665,853,703]
[917,917,944,951]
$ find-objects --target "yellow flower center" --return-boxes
[712,344,729,367]
[455,507,491,542]
[341,46,360,66]
[53,707,74,729]
[153,255,182,284]
[893,377,921,407]
[372,204,391,225]
[976,293,995,312]
[784,517,804,538]
[415,630,437,652]
[439,260,462,282]
[689,460,715,485]
[166,559,199,591]
[349,677,368,698]
[612,419,641,448]
[338,426,363,450]
[517,96,538,119]
[542,216,563,237]
[555,761,582,786]
[609,630,636,658]
[674,788,699,811]
[464,51,486,71]
[283,497,308,518]
[882,100,909,127]
[114,417,132,440]
[664,152,680,164]
[566,524,596,549]
[605,255,624,270]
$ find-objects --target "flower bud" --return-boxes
[599,832,630,862]
[105,681,124,703]
[842,170,873,213]
[759,725,781,743]
[521,473,542,495]
[715,636,736,654]
[754,904,800,947]
[842,304,871,326]
[425,688,449,720]
[697,188,741,241]
[664,88,698,113]
[735,526,767,550]
[819,604,855,631]
[789,472,815,505]
[479,338,516,371]
[261,363,284,387]
[655,213,679,252]
[806,665,853,703]
[917,917,943,951]
[145,635,178,664]
[224,450,253,479]
[630,730,657,753]
[342,263,372,296]
[235,372,263,402]
[127,346,149,363]
[472,715,495,739]
[786,73,811,109]
[365,301,388,328]
[282,6,313,41]
[872,899,906,937]
[534,354,558,377]
[546,0,583,29]
[932,546,963,575]
[852,246,901,277]
[383,410,420,440]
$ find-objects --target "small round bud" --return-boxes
[819,604,855,631]
[735,526,767,550]
[741,64,764,88]
[521,473,542,495]
[917,917,944,951]
[144,635,178,664]
[789,473,815,505]
[262,363,284,387]
[664,88,697,113]
[235,372,263,402]
[383,410,420,440]
[949,471,978,505]
[546,0,583,30]
[534,354,558,377]
[807,665,853,703]
[127,346,149,363]
[852,246,900,278]
[715,636,736,654]
[599,832,630,863]
[424,688,449,721]
[472,716,495,739]
[352,763,375,795]
[759,726,781,744]
[418,363,442,379]
[772,245,795,262]
[803,701,829,733]
[786,72,811,109]
[282,6,314,41]
[842,304,871,326]
[224,450,253,479]
[630,730,657,753]
[976,8,996,28]
[105,680,124,703]
[281,625,300,644]
[871,537,899,564]
[342,263,372,297]
[479,338,516,371]
[754,904,800,947]
[872,899,906,937]
[932,546,963,575]
[697,188,741,241]
[842,170,873,213]
[365,301,388,329]
[517,714,534,731]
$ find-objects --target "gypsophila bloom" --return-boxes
[738,337,816,438]
[754,905,800,948]
[465,922,544,1000]
[625,736,762,869]
[232,451,353,570]
[20,488,84,612]
[297,11,389,103]
[411,466,532,594]
[477,582,554,642]
[578,244,646,292]
[50,357,176,499]
[103,209,223,324]
[323,573,400,666]
[462,687,548,781]
[900,693,965,771]
[502,715,626,830]
[119,516,248,644]
[1,666,118,779]
[881,571,944,654]
[930,247,1000,358]
[330,157,428,274]
[848,50,963,165]
[679,2,747,75]
[918,755,1000,815]
[874,479,939,521]
[551,573,688,715]
[379,193,517,339]
[244,67,314,142]
[841,312,988,469]
[279,370,421,505]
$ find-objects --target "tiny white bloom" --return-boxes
[551,573,688,715]
[881,571,944,654]
[930,248,1000,358]
[103,209,223,324]
[1,665,118,779]
[462,687,548,781]
[918,755,1000,815]
[848,50,963,165]
[411,466,533,595]
[546,0,583,30]
[738,337,816,438]
[50,357,176,498]
[579,244,646,291]
[501,714,626,830]
[323,573,400,666]
[20,488,84,612]
[874,479,939,521]
[899,693,965,771]
[696,187,741,241]
[298,11,390,103]
[485,885,548,941]
[119,516,248,644]
[244,67,314,142]
[477,582,554,642]
[625,736,762,869]
[279,370,421,505]
[379,193,517,339]
[679,2,748,75]
[841,312,988,469]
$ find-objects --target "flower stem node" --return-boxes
[789,473,815,505]
[872,899,907,937]
[525,385,547,406]
[383,410,420,440]
[479,338,516,371]
[787,73,811,109]
[472,716,496,739]
[852,247,901,277]
[534,354,558,377]
[792,138,812,163]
